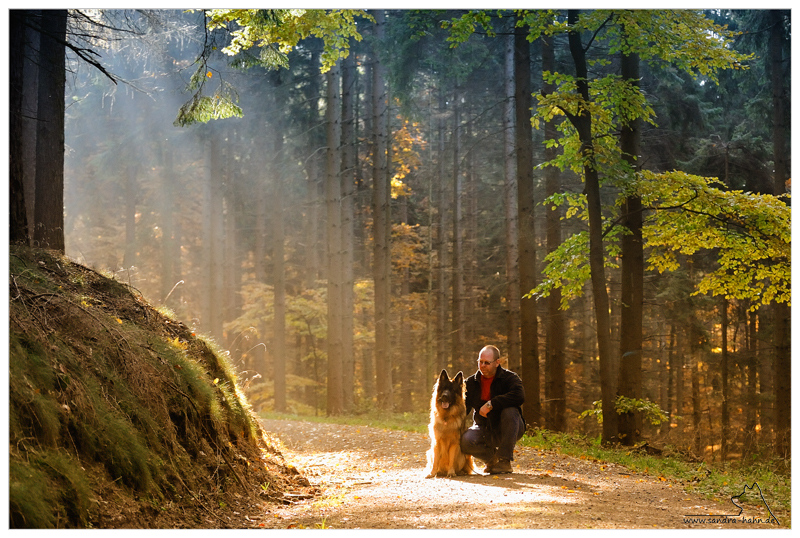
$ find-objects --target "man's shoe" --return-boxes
[488,458,512,474]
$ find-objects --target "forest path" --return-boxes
[250,418,770,529]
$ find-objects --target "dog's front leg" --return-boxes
[425,447,439,478]
[445,442,460,477]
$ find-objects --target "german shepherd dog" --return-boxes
[424,370,474,478]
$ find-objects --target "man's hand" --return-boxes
[479,402,492,417]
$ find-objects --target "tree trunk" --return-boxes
[160,147,177,306]
[617,50,644,446]
[33,9,67,252]
[503,29,521,374]
[122,164,137,268]
[371,10,393,410]
[567,10,616,443]
[302,47,323,289]
[360,56,376,402]
[720,299,730,463]
[451,93,466,367]
[435,89,449,372]
[464,116,478,351]
[203,130,224,342]
[542,34,566,432]
[325,65,344,415]
[9,10,31,245]
[399,195,413,412]
[742,308,758,460]
[666,323,676,426]
[690,343,702,456]
[22,10,42,243]
[758,307,774,450]
[769,9,790,460]
[515,20,540,427]
[675,326,684,430]
[340,45,357,413]
[272,76,288,413]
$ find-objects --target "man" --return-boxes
[460,345,526,474]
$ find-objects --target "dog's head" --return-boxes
[435,369,464,410]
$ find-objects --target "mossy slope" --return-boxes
[9,246,311,528]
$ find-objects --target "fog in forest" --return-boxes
[56,9,791,462]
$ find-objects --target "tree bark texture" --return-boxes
[567,10,616,442]
[617,50,644,446]
[450,94,466,368]
[272,78,288,413]
[542,34,566,432]
[340,46,357,413]
[515,21,540,427]
[371,10,393,410]
[769,9,790,460]
[435,89,449,373]
[326,65,344,415]
[503,29,521,374]
[33,9,67,252]
[9,10,30,245]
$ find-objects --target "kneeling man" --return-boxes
[461,345,526,474]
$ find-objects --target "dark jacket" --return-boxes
[464,365,525,430]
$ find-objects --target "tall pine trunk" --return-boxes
[617,50,644,445]
[160,147,179,307]
[769,9,790,460]
[340,46,357,413]
[122,164,137,269]
[464,117,478,350]
[272,75,288,413]
[435,89,449,372]
[542,34,566,432]
[325,65,344,415]
[33,9,67,252]
[9,10,30,244]
[371,10,393,410]
[450,93,466,367]
[720,299,730,463]
[515,22,540,426]
[399,195,413,412]
[203,130,224,342]
[503,29,521,373]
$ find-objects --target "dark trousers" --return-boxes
[460,407,525,462]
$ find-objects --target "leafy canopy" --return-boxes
[533,171,791,310]
[175,9,371,126]
[206,9,371,73]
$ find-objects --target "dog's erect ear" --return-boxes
[438,369,449,382]
[454,371,463,385]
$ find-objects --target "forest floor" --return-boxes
[244,418,786,530]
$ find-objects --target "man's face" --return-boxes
[478,349,499,378]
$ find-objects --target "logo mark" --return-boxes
[684,482,779,525]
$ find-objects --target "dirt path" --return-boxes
[247,418,779,529]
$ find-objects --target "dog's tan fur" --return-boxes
[425,370,474,478]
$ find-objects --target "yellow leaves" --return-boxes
[206,9,370,73]
[390,117,425,195]
[639,169,790,307]
[169,336,188,350]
